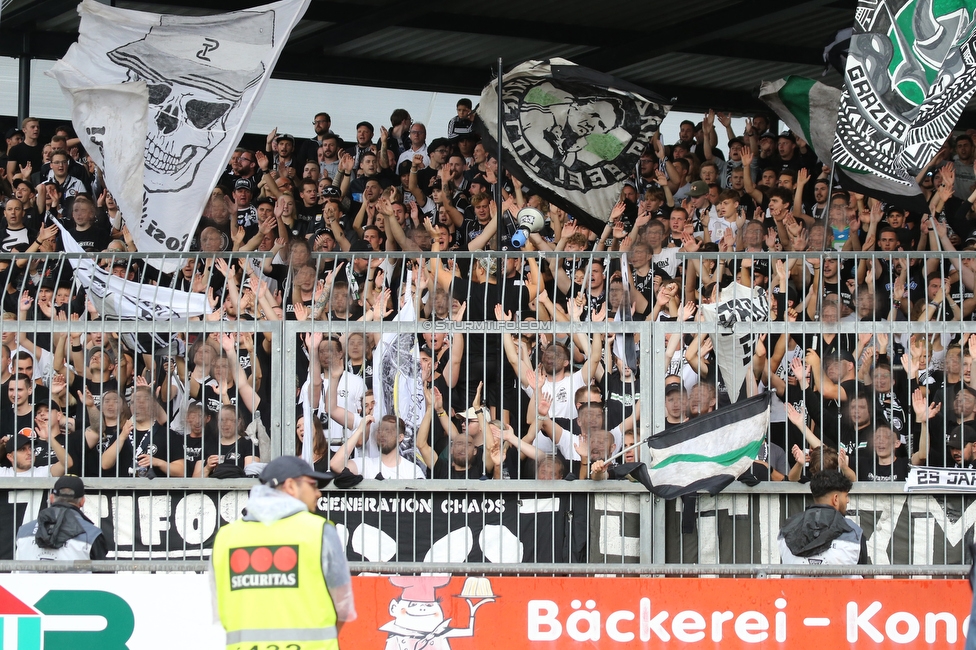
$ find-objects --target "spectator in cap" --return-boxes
[4,127,24,154]
[262,128,296,180]
[775,130,818,177]
[231,178,259,240]
[15,475,107,560]
[664,382,688,428]
[343,121,375,172]
[1,430,69,477]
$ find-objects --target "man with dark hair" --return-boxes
[16,475,107,560]
[298,112,334,165]
[778,471,868,565]
[389,108,412,155]
[330,415,426,479]
[344,121,375,172]
[317,134,341,179]
[447,98,474,138]
[954,133,976,199]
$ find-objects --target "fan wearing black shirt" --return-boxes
[181,400,211,468]
[417,386,482,479]
[944,424,976,470]
[5,118,42,179]
[75,389,126,478]
[193,406,257,478]
[853,425,909,482]
[28,403,70,469]
[101,386,184,478]
[803,349,860,451]
[910,388,955,468]
[1,374,37,437]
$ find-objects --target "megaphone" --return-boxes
[510,207,546,249]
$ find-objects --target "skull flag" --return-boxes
[47,0,309,271]
[831,0,976,212]
[478,59,671,232]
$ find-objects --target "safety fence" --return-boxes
[2,480,975,569]
[0,250,975,570]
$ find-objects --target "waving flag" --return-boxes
[58,223,209,354]
[478,58,671,231]
[639,393,771,500]
[47,0,309,271]
[759,76,841,165]
[700,281,769,404]
[831,0,976,211]
[372,273,426,464]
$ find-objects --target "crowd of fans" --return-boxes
[1,103,975,487]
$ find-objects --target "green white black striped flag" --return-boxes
[759,76,840,167]
[644,393,771,499]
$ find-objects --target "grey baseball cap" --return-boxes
[260,456,334,488]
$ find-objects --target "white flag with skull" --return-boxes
[47,0,309,271]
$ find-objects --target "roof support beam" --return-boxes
[1,0,79,29]
[575,0,838,73]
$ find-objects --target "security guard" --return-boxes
[212,456,356,649]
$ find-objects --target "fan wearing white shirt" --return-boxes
[0,432,69,477]
[307,334,364,448]
[705,190,746,245]
[497,304,604,421]
[331,414,425,480]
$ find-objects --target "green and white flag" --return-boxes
[830,0,976,211]
[759,76,841,165]
[645,393,771,500]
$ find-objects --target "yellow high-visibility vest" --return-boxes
[213,511,338,650]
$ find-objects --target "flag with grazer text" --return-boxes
[48,0,308,271]
[478,58,671,233]
[831,0,976,211]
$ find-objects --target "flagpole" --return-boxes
[605,435,650,465]
[496,56,504,262]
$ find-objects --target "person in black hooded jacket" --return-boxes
[15,475,107,561]
[778,470,868,566]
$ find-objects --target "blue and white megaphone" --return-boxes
[510,207,546,249]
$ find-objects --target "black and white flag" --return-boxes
[48,0,308,271]
[832,0,976,211]
[478,58,671,231]
[623,393,771,500]
[700,282,769,404]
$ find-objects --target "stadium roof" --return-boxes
[0,0,856,113]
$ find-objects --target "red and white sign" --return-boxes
[342,576,973,648]
[0,573,970,648]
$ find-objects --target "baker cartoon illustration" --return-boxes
[380,575,496,649]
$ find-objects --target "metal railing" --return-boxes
[0,249,974,573]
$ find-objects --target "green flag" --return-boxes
[759,76,841,165]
